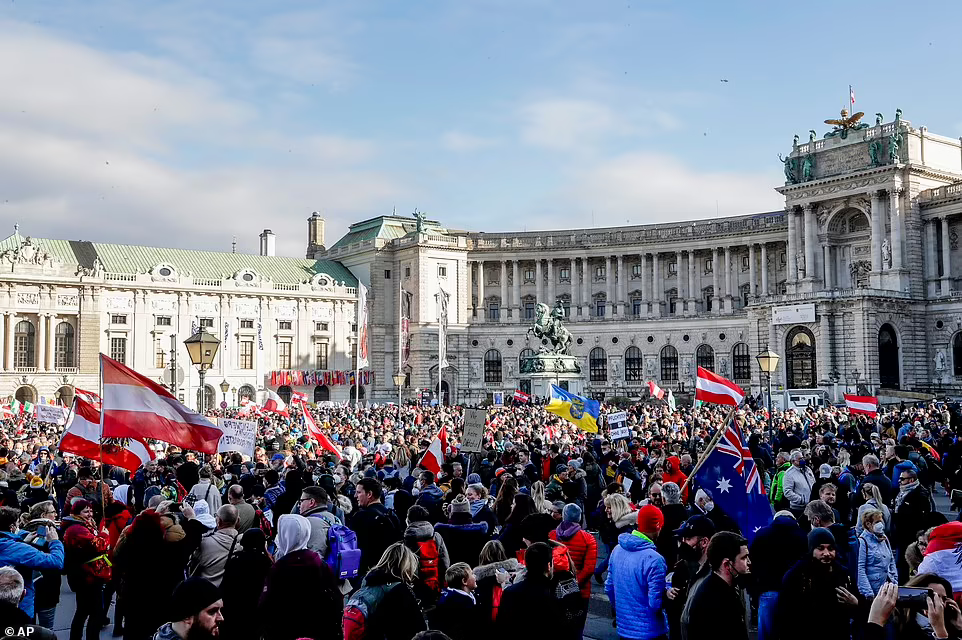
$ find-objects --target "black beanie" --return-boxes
[808,527,836,554]
[170,578,221,622]
[520,513,556,544]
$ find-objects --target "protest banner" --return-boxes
[216,418,257,457]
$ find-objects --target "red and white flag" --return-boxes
[260,389,289,417]
[918,522,962,596]
[418,426,448,475]
[291,391,308,404]
[298,401,343,458]
[850,85,856,108]
[647,380,665,400]
[695,367,745,406]
[100,354,223,454]
[0,405,12,420]
[75,389,102,410]
[513,390,530,403]
[61,396,155,472]
[844,393,878,418]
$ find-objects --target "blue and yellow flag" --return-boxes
[546,384,600,433]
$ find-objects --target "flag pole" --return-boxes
[97,354,106,525]
[398,262,403,413]
[680,405,737,493]
[355,286,360,406]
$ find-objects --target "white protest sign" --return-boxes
[607,411,628,425]
[216,418,257,458]
[462,408,487,453]
[36,404,67,425]
[609,426,631,440]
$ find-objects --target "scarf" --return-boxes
[896,480,919,510]
[469,499,485,517]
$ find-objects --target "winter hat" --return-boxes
[466,473,481,485]
[562,503,582,524]
[450,494,471,515]
[70,499,91,516]
[818,464,832,479]
[169,577,221,622]
[774,510,796,520]
[30,476,44,489]
[555,463,569,474]
[519,513,556,543]
[192,500,217,529]
[636,505,665,534]
[568,459,582,470]
[808,527,836,553]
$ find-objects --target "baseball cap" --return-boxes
[673,514,716,539]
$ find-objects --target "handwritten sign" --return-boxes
[607,411,628,426]
[609,426,631,441]
[36,404,67,425]
[462,409,487,453]
[217,418,257,458]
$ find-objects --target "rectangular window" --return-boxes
[668,262,677,275]
[110,314,127,325]
[438,265,447,277]
[595,266,606,278]
[741,255,750,271]
[632,264,642,277]
[277,342,292,369]
[199,317,214,328]
[352,343,358,371]
[278,320,292,331]
[384,269,391,279]
[669,294,679,314]
[316,322,329,332]
[405,267,411,277]
[239,341,253,369]
[351,323,358,333]
[632,299,642,316]
[524,301,535,320]
[110,337,127,365]
[240,319,254,329]
[705,259,713,273]
[315,342,329,370]
[156,316,172,326]
[780,252,787,266]
[596,300,606,317]
[559,267,570,282]
[488,303,500,321]
[563,301,571,318]
[524,268,535,283]
[155,347,166,369]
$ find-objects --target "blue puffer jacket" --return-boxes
[855,529,898,598]
[605,531,668,640]
[0,531,65,618]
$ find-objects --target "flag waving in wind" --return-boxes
[692,419,773,543]
[844,394,878,418]
[695,367,745,406]
[61,396,155,472]
[419,426,448,474]
[647,380,664,400]
[546,384,600,433]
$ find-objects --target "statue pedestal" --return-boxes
[521,354,585,399]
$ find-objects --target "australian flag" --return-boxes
[693,419,774,544]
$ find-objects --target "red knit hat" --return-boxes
[637,504,664,533]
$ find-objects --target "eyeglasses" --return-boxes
[298,497,313,503]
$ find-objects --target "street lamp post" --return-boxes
[219,379,230,409]
[231,386,237,406]
[756,349,781,439]
[393,373,405,424]
[183,328,221,415]
[851,368,861,394]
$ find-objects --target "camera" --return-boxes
[897,586,933,607]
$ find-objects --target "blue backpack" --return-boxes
[325,524,362,580]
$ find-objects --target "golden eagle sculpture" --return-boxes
[825,109,865,129]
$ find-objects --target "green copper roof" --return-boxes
[329,215,447,250]
[0,232,357,286]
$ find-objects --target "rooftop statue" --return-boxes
[824,109,869,139]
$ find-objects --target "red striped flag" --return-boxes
[844,393,878,418]
[100,354,223,454]
[260,389,289,417]
[418,426,447,474]
[61,396,155,471]
[695,367,745,406]
[513,390,530,403]
[647,380,665,400]
[295,398,342,458]
[75,389,102,410]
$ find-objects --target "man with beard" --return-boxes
[666,515,715,640]
[682,531,751,640]
[776,528,859,640]
[153,578,224,640]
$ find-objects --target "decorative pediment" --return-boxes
[151,263,178,282]
[1,236,60,268]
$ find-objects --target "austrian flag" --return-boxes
[647,380,665,400]
[418,426,448,475]
[695,367,745,407]
[513,390,530,403]
[844,393,878,418]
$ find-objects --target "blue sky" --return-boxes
[1,0,960,257]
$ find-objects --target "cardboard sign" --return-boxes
[609,426,631,441]
[492,392,504,406]
[216,418,257,458]
[462,408,487,453]
[607,411,628,425]
[36,404,67,425]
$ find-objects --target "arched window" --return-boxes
[696,344,715,371]
[13,320,35,369]
[14,386,35,404]
[196,385,215,411]
[589,348,607,382]
[56,385,74,408]
[625,346,644,382]
[314,385,330,402]
[350,386,366,402]
[519,348,536,372]
[54,322,75,369]
[277,385,292,404]
[732,343,751,383]
[484,349,502,383]
[954,334,962,377]
[785,326,816,388]
[661,345,679,382]
[878,324,900,389]
[237,385,255,402]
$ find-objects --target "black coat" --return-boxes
[435,521,490,567]
[497,575,564,637]
[777,557,856,640]
[893,485,931,550]
[749,515,808,595]
[430,589,481,640]
[683,572,747,640]
[858,469,895,505]
[358,569,427,640]
[348,502,401,574]
[656,504,690,569]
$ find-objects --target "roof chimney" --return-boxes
[307,212,326,257]
[259,229,275,257]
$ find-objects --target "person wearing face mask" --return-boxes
[781,450,816,522]
[692,489,738,535]
[749,511,807,640]
[666,515,715,640]
[776,528,859,640]
[681,531,751,640]
[856,509,898,599]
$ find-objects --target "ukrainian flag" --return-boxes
[546,384,600,433]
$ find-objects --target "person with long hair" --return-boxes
[493,477,518,526]
[529,481,551,514]
[222,529,273,640]
[595,493,636,582]
[856,483,891,535]
[473,540,523,634]
[62,500,111,640]
[856,509,897,598]
[497,494,538,559]
[344,542,427,640]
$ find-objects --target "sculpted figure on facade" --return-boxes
[802,154,815,181]
[881,239,892,268]
[936,350,946,372]
[796,251,806,279]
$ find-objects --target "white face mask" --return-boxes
[705,501,715,512]
[872,522,885,535]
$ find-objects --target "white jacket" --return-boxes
[781,464,816,509]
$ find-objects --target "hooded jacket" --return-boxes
[662,456,689,503]
[403,520,451,602]
[769,461,792,507]
[0,531,64,618]
[435,520,490,567]
[605,531,668,640]
[192,527,240,587]
[748,515,807,594]
[549,521,597,599]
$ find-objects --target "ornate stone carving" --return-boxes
[106,296,133,311]
[16,292,39,306]
[56,294,79,308]
[936,350,946,372]
[881,239,892,268]
[0,237,58,267]
[951,228,959,250]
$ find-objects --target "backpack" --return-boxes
[255,508,273,540]
[325,524,362,580]
[343,582,397,640]
[410,538,442,600]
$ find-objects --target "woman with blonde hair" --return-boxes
[344,542,427,640]
[529,481,551,514]
[855,482,891,534]
[595,493,637,583]
[856,508,897,598]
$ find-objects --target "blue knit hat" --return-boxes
[562,503,582,523]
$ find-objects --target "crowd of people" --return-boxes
[0,395,960,640]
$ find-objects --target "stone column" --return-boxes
[724,246,733,313]
[5,313,14,370]
[712,248,720,313]
[787,209,797,285]
[45,314,54,371]
[653,253,662,317]
[582,256,590,317]
[37,312,46,372]
[674,250,683,315]
[511,260,520,320]
[942,216,952,296]
[569,258,577,314]
[499,261,507,315]
[547,259,555,304]
[748,244,757,299]
[616,254,625,316]
[0,313,5,372]
[687,250,696,314]
[475,261,484,320]
[823,245,833,289]
[803,204,816,282]
[889,188,903,270]
[605,255,613,316]
[870,191,883,278]
[926,221,938,298]
[535,259,543,305]
[640,254,648,306]
[760,243,769,296]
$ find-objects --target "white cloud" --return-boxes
[250,37,355,90]
[519,98,681,151]
[440,131,500,152]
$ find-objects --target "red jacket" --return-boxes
[105,509,132,555]
[549,524,597,599]
[662,456,689,503]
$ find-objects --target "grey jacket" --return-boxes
[191,527,239,587]
[781,465,816,509]
[303,505,341,558]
